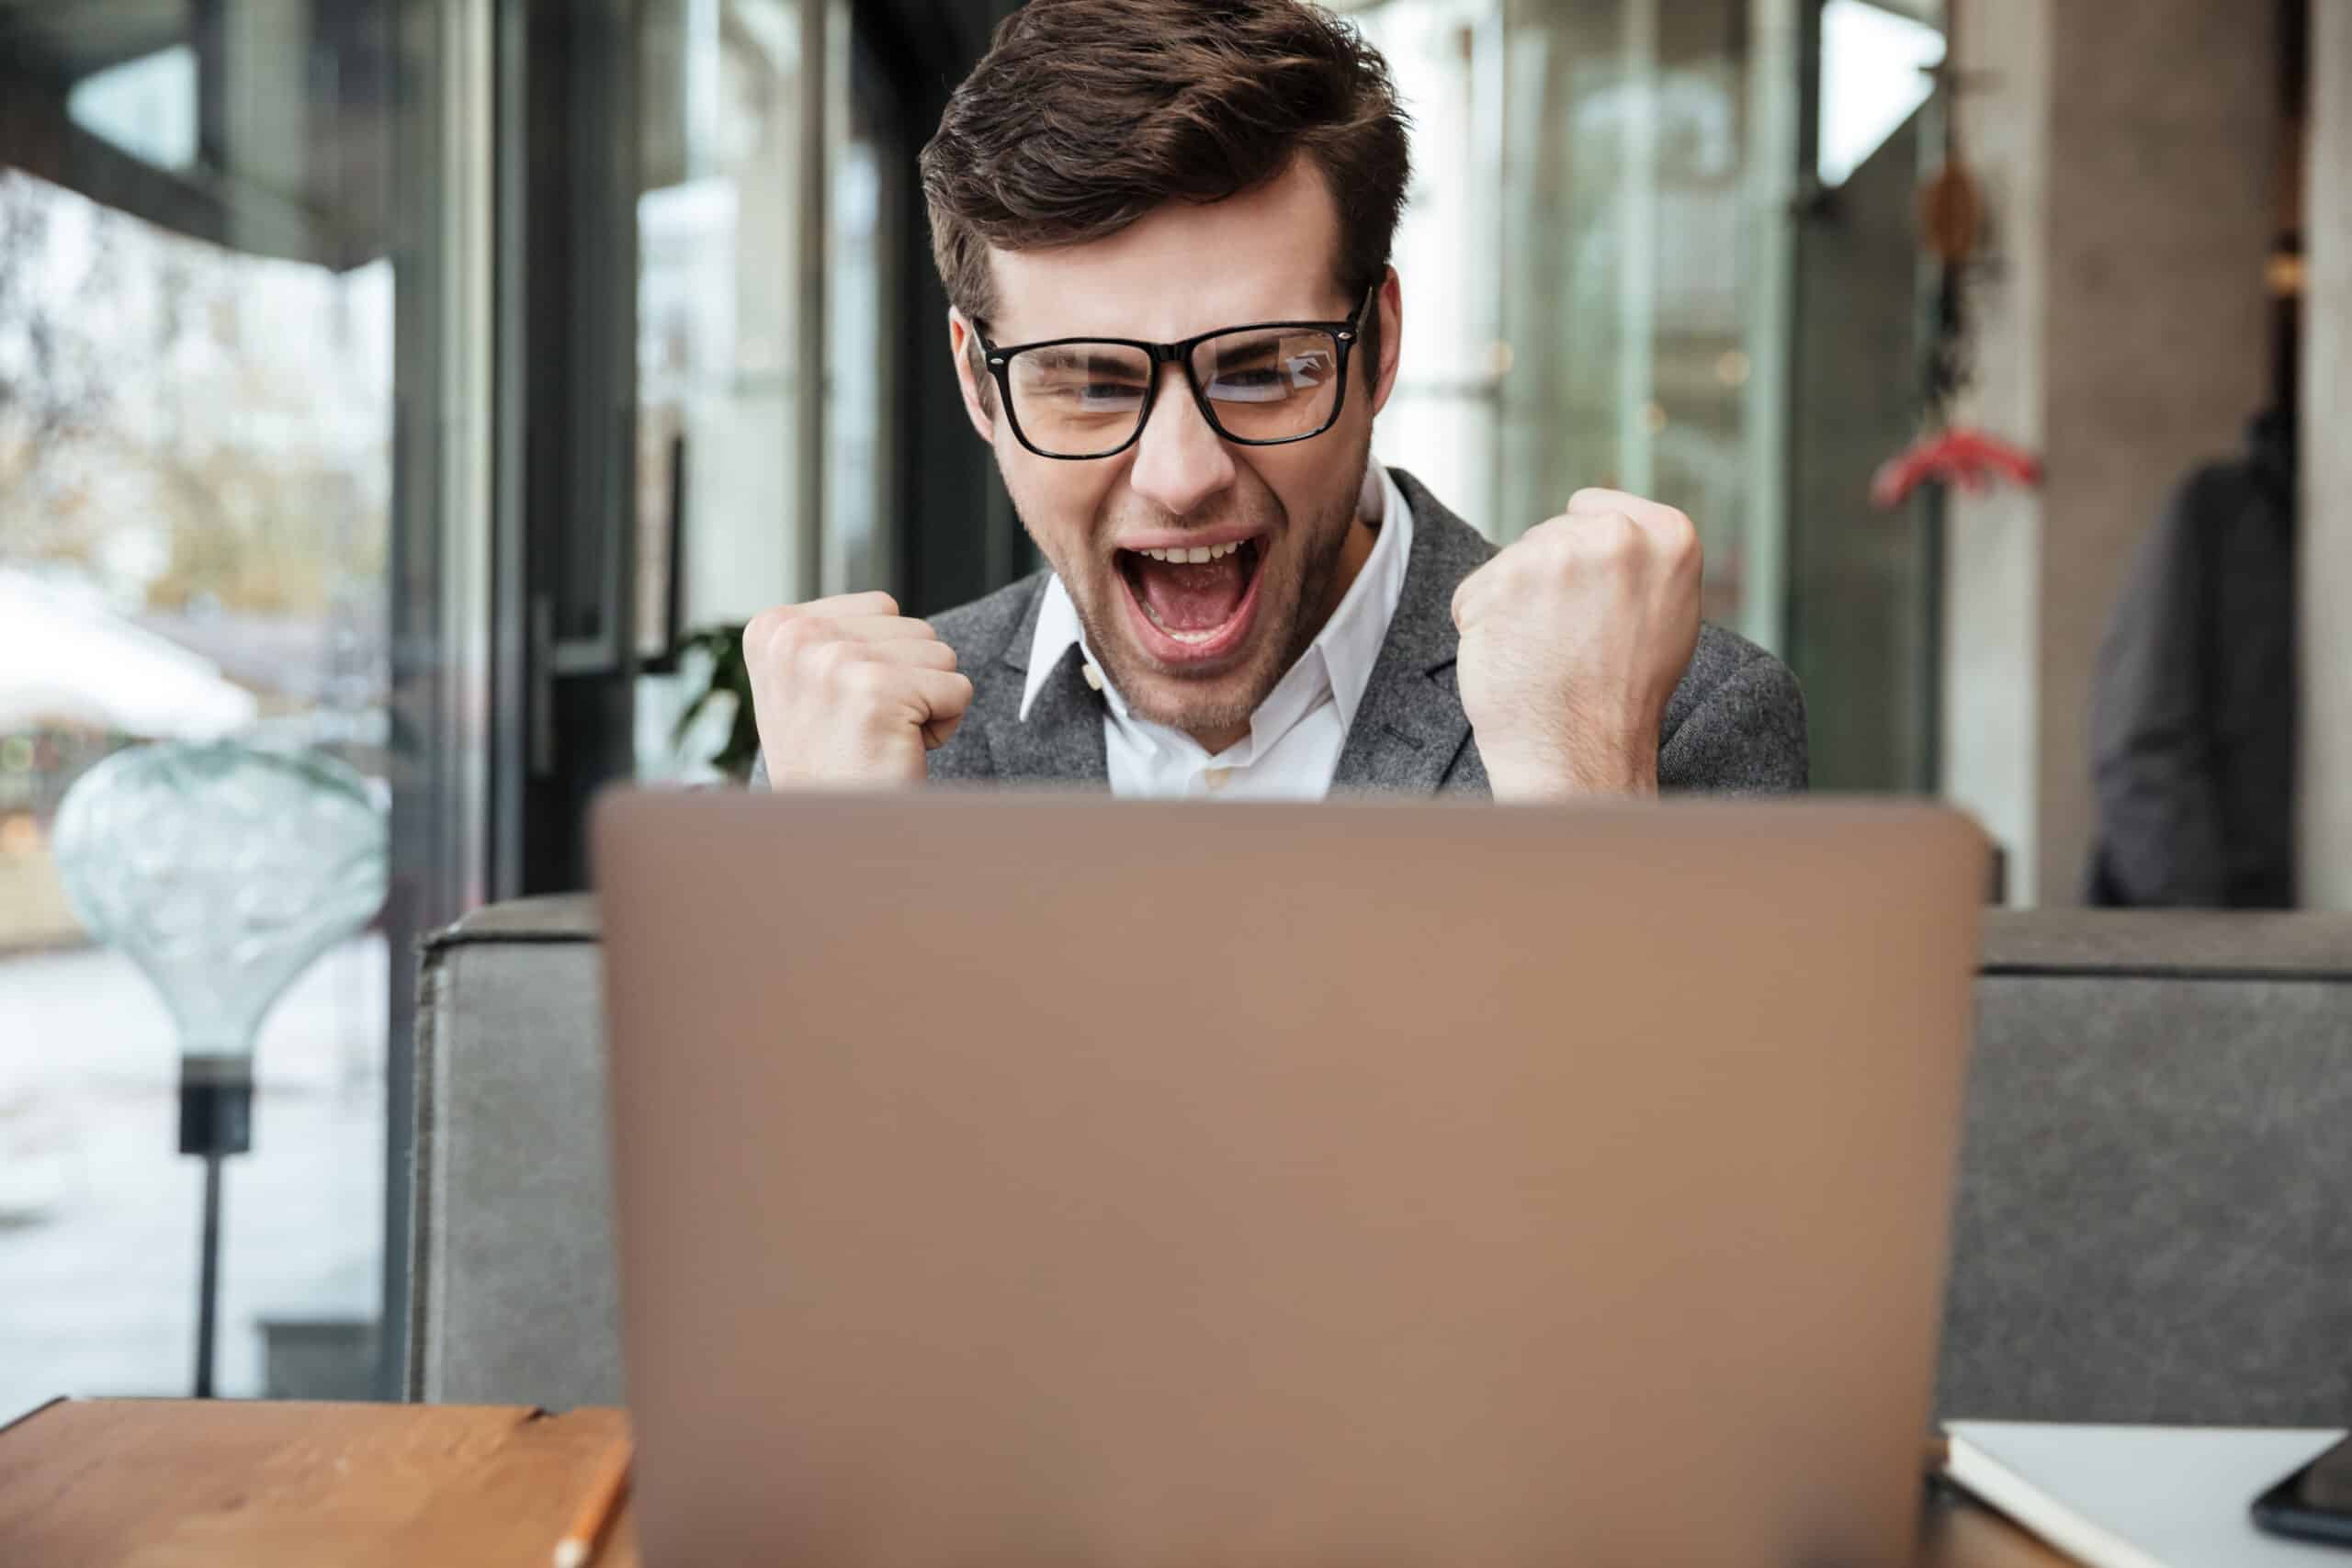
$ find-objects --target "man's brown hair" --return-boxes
[921,0,1411,394]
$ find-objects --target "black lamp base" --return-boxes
[178,1058,254,1398]
[178,1055,254,1158]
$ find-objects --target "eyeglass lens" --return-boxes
[1003,327,1342,457]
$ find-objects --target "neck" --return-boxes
[1321,511,1380,629]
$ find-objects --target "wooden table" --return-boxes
[0,1399,2069,1567]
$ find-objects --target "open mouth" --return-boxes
[1114,536,1268,665]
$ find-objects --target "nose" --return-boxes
[1125,362,1236,519]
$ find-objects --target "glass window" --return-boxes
[635,0,810,784]
[825,18,906,603]
[1351,0,1799,648]
[635,0,909,785]
[0,0,476,1413]
[1354,0,1509,532]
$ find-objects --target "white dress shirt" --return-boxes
[1019,463,1415,800]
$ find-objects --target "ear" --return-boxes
[1367,266,1404,420]
[946,309,999,446]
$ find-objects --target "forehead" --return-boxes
[983,155,1349,344]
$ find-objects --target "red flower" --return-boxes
[1871,428,2044,509]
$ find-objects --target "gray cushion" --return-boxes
[1939,912,2352,1424]
[407,896,621,1406]
[409,898,2352,1423]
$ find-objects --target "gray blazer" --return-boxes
[760,468,1807,794]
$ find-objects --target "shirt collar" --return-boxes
[1019,463,1416,732]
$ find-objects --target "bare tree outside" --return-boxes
[0,167,391,622]
[0,168,131,576]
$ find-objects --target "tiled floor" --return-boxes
[0,936,387,1424]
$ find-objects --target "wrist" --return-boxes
[1477,730,1659,801]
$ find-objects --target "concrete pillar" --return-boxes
[1941,0,2047,902]
[1943,0,2277,905]
[2303,0,2352,908]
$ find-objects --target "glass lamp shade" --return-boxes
[51,741,389,1066]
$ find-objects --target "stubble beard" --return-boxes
[1034,440,1370,747]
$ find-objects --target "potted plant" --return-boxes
[670,625,761,784]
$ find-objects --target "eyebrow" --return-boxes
[1023,346,1150,374]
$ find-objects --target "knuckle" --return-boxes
[779,616,834,656]
[1510,533,1564,579]
[743,607,789,659]
[1569,512,1639,563]
[804,637,854,684]
[1663,514,1702,563]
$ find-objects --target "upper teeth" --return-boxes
[1138,541,1243,564]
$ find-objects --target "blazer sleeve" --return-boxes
[1658,652,1809,793]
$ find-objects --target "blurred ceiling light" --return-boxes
[1819,0,1946,189]
[1716,349,1752,388]
[67,45,198,173]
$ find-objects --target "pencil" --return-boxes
[552,1436,633,1568]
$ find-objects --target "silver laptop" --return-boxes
[594,792,1984,1566]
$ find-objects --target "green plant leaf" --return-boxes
[669,621,756,777]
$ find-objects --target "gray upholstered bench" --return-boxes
[408,897,617,1407]
[407,898,2352,1422]
[1941,914,2352,1424]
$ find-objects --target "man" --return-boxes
[2085,410,2297,907]
[748,0,1805,798]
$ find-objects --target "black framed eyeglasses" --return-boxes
[973,287,1375,461]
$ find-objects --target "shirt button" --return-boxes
[1203,767,1232,793]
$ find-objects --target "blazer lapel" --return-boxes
[1330,469,1498,795]
[983,587,1111,787]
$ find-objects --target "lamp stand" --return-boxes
[179,1055,254,1400]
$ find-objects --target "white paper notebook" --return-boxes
[1943,1422,2348,1568]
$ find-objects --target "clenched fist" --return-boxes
[744,592,974,788]
[1451,489,1702,800]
